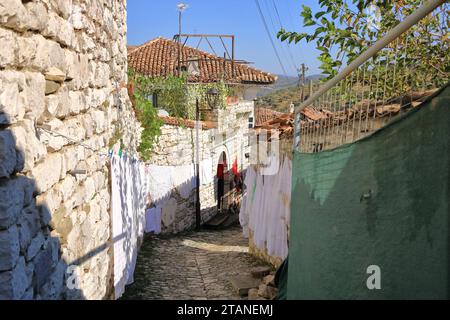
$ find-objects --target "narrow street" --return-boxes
[121,227,269,300]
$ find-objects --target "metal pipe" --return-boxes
[295,0,445,114]
[195,98,201,231]
[232,35,235,78]
[178,11,182,76]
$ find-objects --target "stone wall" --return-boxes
[148,101,254,234]
[0,0,140,299]
[217,101,254,171]
[149,124,217,234]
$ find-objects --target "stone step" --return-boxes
[228,274,261,297]
[250,266,272,278]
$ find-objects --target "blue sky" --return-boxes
[127,0,324,77]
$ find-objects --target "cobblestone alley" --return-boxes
[121,226,270,300]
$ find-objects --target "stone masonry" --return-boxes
[149,123,217,234]
[0,0,140,299]
[147,100,254,235]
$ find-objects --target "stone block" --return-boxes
[43,85,70,120]
[38,205,52,228]
[24,1,48,32]
[0,256,28,299]
[50,0,72,19]
[36,187,62,219]
[0,178,29,229]
[44,236,60,267]
[62,146,79,176]
[33,243,54,289]
[0,70,26,124]
[23,72,46,119]
[38,118,67,152]
[0,0,29,32]
[82,177,96,203]
[45,80,61,95]
[229,274,260,297]
[55,175,76,203]
[45,67,66,83]
[44,12,74,47]
[0,130,19,178]
[0,27,16,67]
[49,207,72,245]
[39,259,66,300]
[257,283,278,300]
[81,113,94,137]
[251,266,271,278]
[247,288,259,300]
[26,232,45,261]
[30,152,62,193]
[0,226,20,271]
[64,118,86,143]
[10,119,47,171]
[31,35,66,73]
[21,287,34,300]
[262,274,275,286]
[69,4,86,30]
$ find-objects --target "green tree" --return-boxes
[278,0,449,82]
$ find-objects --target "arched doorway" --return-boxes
[216,151,228,210]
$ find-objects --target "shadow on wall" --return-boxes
[1,111,122,300]
[288,85,450,299]
[0,112,83,299]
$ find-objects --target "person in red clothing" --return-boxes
[232,158,242,192]
[217,160,226,209]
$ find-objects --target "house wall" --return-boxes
[217,101,254,170]
[148,124,217,234]
[147,101,254,234]
[0,0,140,299]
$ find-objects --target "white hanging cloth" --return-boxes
[241,155,292,260]
[239,166,256,238]
[200,158,214,185]
[146,165,174,205]
[111,154,147,300]
[145,206,162,234]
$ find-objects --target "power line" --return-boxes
[265,0,298,74]
[263,0,296,72]
[282,0,305,63]
[271,0,284,28]
[254,0,288,76]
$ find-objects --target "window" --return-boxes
[248,116,254,129]
[148,93,158,108]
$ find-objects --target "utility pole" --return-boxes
[299,63,308,102]
[195,98,201,231]
[177,3,188,76]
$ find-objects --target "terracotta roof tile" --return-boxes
[128,38,277,84]
[255,107,285,126]
[159,115,216,130]
[254,110,294,139]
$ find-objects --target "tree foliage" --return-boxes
[128,69,233,160]
[278,1,449,81]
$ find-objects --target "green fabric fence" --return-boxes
[288,84,449,299]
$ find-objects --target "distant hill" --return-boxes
[257,74,325,97]
[273,75,299,89]
[256,74,325,112]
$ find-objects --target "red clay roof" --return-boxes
[255,107,285,126]
[159,116,216,130]
[254,112,294,139]
[128,38,277,85]
[127,45,139,54]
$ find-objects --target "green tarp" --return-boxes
[288,85,450,299]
